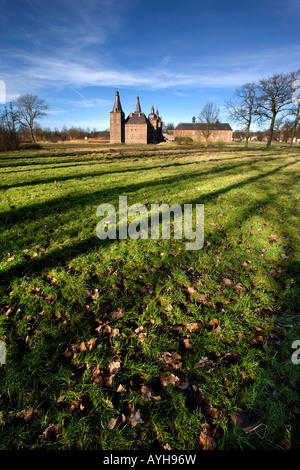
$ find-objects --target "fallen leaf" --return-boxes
[92,366,103,385]
[108,417,118,430]
[16,407,40,422]
[139,332,147,342]
[186,322,199,332]
[183,338,193,349]
[108,360,121,375]
[41,424,58,441]
[195,357,209,368]
[134,326,143,333]
[86,338,97,350]
[188,287,196,294]
[160,352,182,371]
[198,423,217,450]
[160,372,180,387]
[111,309,123,319]
[129,410,144,427]
[141,385,155,401]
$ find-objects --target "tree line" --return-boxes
[0,93,109,151]
[1,69,299,151]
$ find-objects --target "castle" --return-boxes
[110,90,233,144]
[110,91,164,144]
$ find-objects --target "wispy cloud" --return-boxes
[4,42,299,97]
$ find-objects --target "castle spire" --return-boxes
[112,91,123,112]
[135,96,141,113]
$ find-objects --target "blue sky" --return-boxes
[1,0,299,131]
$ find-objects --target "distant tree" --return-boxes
[0,102,20,151]
[280,121,294,143]
[289,69,300,146]
[197,102,220,144]
[14,93,49,143]
[232,130,245,141]
[225,82,257,147]
[255,73,292,148]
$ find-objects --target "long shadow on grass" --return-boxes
[1,159,298,284]
[0,145,287,171]
[0,155,285,191]
[0,157,292,230]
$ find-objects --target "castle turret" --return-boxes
[110,91,125,143]
[135,96,141,114]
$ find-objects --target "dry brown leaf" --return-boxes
[108,417,118,430]
[198,423,217,450]
[134,326,144,333]
[141,385,155,401]
[160,372,180,387]
[92,366,103,385]
[186,322,199,332]
[195,357,209,368]
[188,287,196,294]
[163,444,172,450]
[41,424,59,441]
[129,410,144,427]
[86,338,97,350]
[160,352,182,371]
[139,332,147,342]
[183,338,193,350]
[111,309,123,319]
[108,360,121,375]
[223,278,233,286]
[16,407,40,422]
[92,289,99,300]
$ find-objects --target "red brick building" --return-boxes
[174,121,232,143]
[110,91,164,144]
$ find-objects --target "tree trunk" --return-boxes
[266,113,276,148]
[30,126,36,143]
[290,103,300,147]
[245,121,251,148]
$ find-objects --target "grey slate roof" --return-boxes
[125,113,148,125]
[112,91,123,113]
[175,122,232,131]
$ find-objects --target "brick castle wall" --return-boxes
[173,129,232,142]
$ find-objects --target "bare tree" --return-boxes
[289,69,300,146]
[197,102,220,144]
[225,82,257,147]
[15,94,49,143]
[0,102,20,151]
[255,73,292,148]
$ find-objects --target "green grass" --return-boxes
[0,142,299,450]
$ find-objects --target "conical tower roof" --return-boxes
[135,96,141,113]
[112,91,123,112]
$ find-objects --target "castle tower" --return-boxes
[135,96,141,114]
[110,91,125,143]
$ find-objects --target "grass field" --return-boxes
[0,142,299,450]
